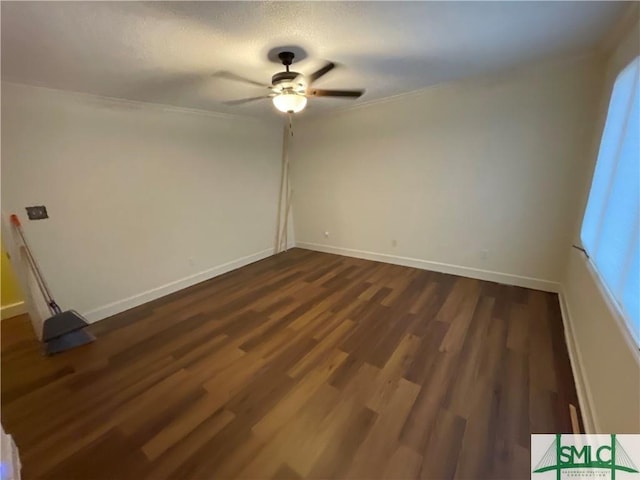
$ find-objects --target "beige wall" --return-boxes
[561,7,640,433]
[291,55,604,290]
[1,83,284,323]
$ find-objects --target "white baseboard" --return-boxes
[83,245,291,323]
[0,301,26,320]
[558,288,598,433]
[296,242,561,292]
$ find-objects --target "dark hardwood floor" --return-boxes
[1,248,580,479]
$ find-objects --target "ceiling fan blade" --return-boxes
[307,62,336,85]
[213,71,271,89]
[222,95,272,106]
[308,88,365,98]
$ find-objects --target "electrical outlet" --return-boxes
[392,239,398,247]
[188,257,195,266]
[480,249,489,260]
[26,205,48,220]
[324,231,330,238]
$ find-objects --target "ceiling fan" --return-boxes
[217,51,365,113]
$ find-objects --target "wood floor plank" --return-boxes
[444,295,494,419]
[345,377,420,479]
[1,248,581,479]
[252,348,348,440]
[307,405,378,479]
[453,382,499,480]
[141,393,231,461]
[287,318,354,378]
[142,409,237,479]
[419,408,467,480]
[399,351,460,453]
[383,444,424,480]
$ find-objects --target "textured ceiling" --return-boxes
[1,1,627,118]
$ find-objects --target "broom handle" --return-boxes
[18,245,54,312]
[10,215,60,314]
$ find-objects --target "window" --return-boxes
[581,56,639,347]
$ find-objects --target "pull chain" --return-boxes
[280,114,294,252]
[276,113,295,254]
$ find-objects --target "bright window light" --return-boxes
[581,56,640,347]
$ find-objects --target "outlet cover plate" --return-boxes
[26,205,48,220]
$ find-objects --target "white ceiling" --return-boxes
[1,1,627,118]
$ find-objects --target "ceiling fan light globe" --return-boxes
[272,92,307,113]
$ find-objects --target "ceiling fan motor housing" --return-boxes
[272,71,300,86]
[273,51,305,93]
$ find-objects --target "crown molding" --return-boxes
[2,48,605,123]
[1,79,274,123]
[297,50,603,120]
